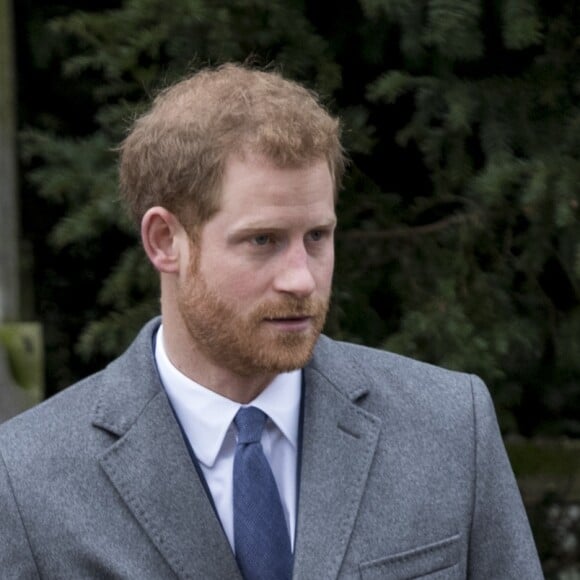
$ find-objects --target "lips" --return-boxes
[263,316,314,331]
[256,297,326,331]
[265,316,311,322]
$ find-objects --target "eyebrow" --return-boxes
[235,218,337,233]
[226,218,337,241]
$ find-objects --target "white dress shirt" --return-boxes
[154,326,301,551]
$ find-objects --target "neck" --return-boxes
[160,301,275,404]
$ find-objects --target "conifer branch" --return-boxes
[340,212,478,240]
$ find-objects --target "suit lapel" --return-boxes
[293,352,381,580]
[91,321,380,579]
[92,320,241,580]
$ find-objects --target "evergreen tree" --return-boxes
[18,0,580,439]
[357,0,580,436]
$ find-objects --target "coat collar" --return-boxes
[92,318,241,579]
[91,319,381,579]
[294,336,382,579]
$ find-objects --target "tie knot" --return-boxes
[235,406,267,444]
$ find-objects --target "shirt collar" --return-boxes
[154,325,301,468]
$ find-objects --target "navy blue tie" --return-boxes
[233,407,293,580]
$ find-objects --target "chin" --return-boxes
[247,337,319,375]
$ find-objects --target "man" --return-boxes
[0,64,543,579]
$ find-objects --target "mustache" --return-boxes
[254,297,328,319]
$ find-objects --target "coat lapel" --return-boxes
[92,320,241,580]
[293,339,381,580]
[90,321,380,579]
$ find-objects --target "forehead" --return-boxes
[218,153,335,212]
[197,154,336,241]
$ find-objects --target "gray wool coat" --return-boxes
[0,318,543,579]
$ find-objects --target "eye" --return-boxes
[307,229,329,243]
[252,234,273,246]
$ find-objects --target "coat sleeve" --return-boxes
[0,447,40,578]
[468,375,544,579]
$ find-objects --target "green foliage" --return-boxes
[19,0,580,443]
[502,0,543,50]
[363,1,580,435]
[426,0,484,61]
[367,70,426,104]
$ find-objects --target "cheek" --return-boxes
[314,254,335,289]
[203,265,269,302]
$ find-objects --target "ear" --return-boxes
[141,207,186,274]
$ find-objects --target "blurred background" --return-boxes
[0,0,579,575]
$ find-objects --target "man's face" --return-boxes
[177,153,336,379]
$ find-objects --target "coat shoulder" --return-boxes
[313,334,480,392]
[0,318,162,467]
[0,369,107,476]
[311,334,489,422]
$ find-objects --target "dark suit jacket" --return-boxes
[0,318,543,578]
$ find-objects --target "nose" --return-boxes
[273,243,316,298]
